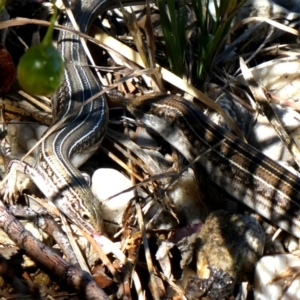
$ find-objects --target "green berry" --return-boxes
[17,43,64,96]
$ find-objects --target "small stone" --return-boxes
[195,210,265,282]
[168,169,204,224]
[33,271,51,287]
[283,235,300,253]
[236,0,299,21]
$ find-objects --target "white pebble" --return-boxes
[168,170,204,224]
[34,125,48,140]
[254,254,300,300]
[19,126,36,151]
[26,138,39,159]
[91,168,133,234]
[283,235,300,253]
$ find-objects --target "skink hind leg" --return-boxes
[0,160,31,202]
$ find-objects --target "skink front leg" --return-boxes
[0,160,41,202]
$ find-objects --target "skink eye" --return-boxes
[141,104,152,113]
[82,213,90,221]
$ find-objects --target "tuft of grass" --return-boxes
[159,0,246,81]
[157,0,187,78]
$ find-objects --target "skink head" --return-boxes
[124,93,178,130]
[77,196,103,234]
[124,93,198,162]
[55,192,103,234]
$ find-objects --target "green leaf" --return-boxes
[219,0,236,19]
[0,0,6,12]
[158,0,186,77]
[159,0,245,81]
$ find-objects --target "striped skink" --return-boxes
[2,0,146,234]
[124,93,300,239]
[4,0,300,240]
